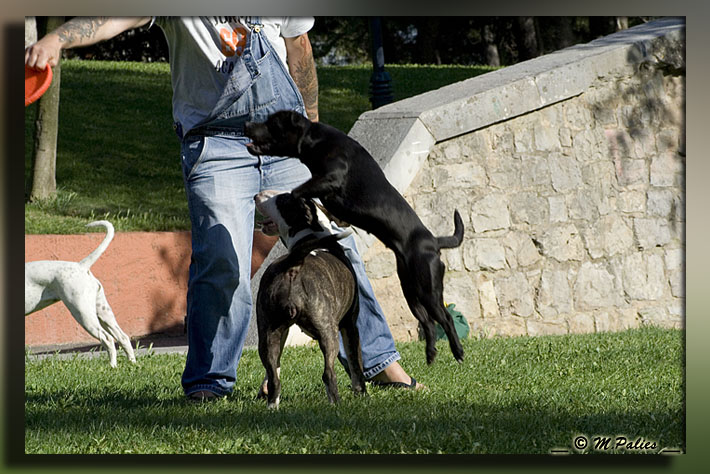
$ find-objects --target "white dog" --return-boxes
[25,221,136,367]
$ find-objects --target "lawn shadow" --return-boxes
[24,384,683,459]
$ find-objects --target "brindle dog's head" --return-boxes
[254,190,324,240]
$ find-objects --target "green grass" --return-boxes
[25,327,684,454]
[24,60,494,234]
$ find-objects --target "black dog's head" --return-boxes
[245,110,312,157]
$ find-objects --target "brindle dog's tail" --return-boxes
[436,210,464,249]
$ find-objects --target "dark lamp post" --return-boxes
[368,17,393,109]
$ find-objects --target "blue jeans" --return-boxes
[180,134,400,396]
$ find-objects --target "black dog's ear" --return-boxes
[290,111,302,127]
[297,133,313,156]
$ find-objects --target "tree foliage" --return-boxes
[58,17,652,67]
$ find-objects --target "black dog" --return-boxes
[246,111,465,365]
[254,190,366,407]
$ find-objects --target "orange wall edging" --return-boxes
[25,230,277,348]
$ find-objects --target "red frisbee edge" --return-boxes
[25,64,53,106]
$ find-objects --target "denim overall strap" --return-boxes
[184,18,306,138]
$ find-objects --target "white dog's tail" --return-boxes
[79,220,115,269]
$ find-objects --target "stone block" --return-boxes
[434,162,487,189]
[668,271,683,298]
[657,128,680,154]
[514,125,534,153]
[647,189,674,217]
[582,161,617,188]
[567,313,596,334]
[534,120,561,151]
[520,155,552,188]
[540,224,586,262]
[462,240,478,272]
[471,194,511,233]
[563,100,594,130]
[412,189,472,236]
[364,243,396,280]
[629,126,657,159]
[567,187,614,221]
[527,318,568,336]
[591,97,619,126]
[618,190,646,213]
[474,317,528,338]
[621,253,667,300]
[549,153,583,192]
[510,192,549,226]
[594,312,613,332]
[494,273,535,318]
[502,231,541,269]
[548,195,568,222]
[583,215,634,259]
[615,159,648,186]
[573,128,600,162]
[537,268,574,318]
[559,127,573,148]
[473,238,507,271]
[605,128,635,160]
[442,245,465,272]
[664,247,684,273]
[637,306,669,327]
[443,272,480,320]
[486,153,522,191]
[574,262,619,310]
[634,218,672,249]
[368,276,416,341]
[616,307,642,331]
[667,301,684,328]
[650,152,684,187]
[477,275,501,319]
[595,308,640,332]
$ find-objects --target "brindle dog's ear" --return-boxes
[302,199,322,231]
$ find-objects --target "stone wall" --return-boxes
[350,18,685,340]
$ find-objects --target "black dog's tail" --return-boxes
[286,230,352,264]
[436,210,464,249]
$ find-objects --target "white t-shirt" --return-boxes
[154,17,314,133]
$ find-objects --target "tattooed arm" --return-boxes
[284,33,319,122]
[25,17,151,69]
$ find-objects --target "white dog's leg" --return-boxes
[62,290,119,368]
[95,286,136,363]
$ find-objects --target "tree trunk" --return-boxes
[516,17,539,61]
[414,18,442,65]
[590,17,617,38]
[616,17,629,31]
[25,17,37,47]
[483,23,500,67]
[556,17,575,49]
[30,16,63,202]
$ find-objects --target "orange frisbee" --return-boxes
[25,64,53,106]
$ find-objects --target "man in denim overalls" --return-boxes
[26,16,423,401]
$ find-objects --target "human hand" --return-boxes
[25,34,62,70]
